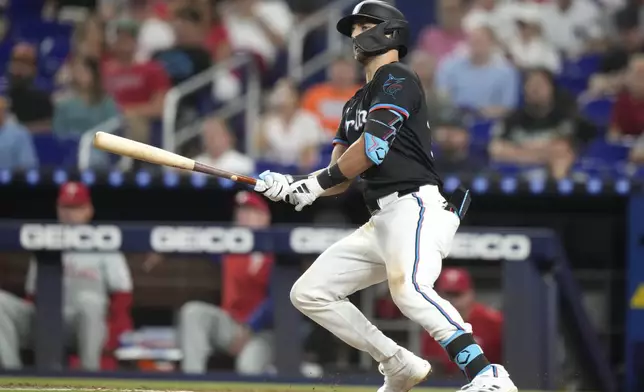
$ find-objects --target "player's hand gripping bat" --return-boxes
[92,132,258,186]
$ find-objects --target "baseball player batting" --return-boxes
[253,2,518,392]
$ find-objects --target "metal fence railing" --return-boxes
[162,55,262,157]
[287,0,355,83]
[77,116,132,171]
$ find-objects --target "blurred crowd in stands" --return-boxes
[0,0,644,181]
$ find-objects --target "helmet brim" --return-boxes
[336,14,385,37]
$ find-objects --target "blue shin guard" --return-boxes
[441,331,491,380]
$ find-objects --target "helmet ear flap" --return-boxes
[387,19,410,58]
[349,17,409,60]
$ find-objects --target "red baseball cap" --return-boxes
[57,182,91,206]
[436,267,473,293]
[235,191,269,214]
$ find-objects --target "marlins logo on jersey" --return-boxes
[383,74,405,98]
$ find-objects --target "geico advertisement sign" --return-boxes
[20,224,122,250]
[449,233,531,261]
[290,228,355,253]
[150,226,253,253]
[290,228,356,253]
[290,228,531,260]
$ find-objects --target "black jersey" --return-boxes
[332,62,442,203]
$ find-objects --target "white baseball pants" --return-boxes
[0,290,106,370]
[179,301,273,375]
[290,185,473,363]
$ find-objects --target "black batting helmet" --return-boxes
[337,1,409,59]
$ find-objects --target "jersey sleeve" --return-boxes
[368,64,421,122]
[102,253,133,293]
[361,65,422,165]
[332,102,350,147]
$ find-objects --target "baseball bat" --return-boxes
[92,132,257,186]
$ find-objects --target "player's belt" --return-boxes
[366,186,471,220]
[366,187,419,215]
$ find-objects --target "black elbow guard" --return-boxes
[364,109,405,165]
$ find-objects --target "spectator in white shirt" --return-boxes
[256,79,324,172]
[541,0,605,58]
[193,117,255,177]
[507,5,561,73]
[128,0,175,63]
[220,0,294,72]
[462,0,518,46]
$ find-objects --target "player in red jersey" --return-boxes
[421,268,503,376]
[178,191,274,375]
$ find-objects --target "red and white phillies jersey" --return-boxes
[26,252,133,312]
[102,60,170,108]
[221,252,273,324]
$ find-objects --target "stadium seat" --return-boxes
[32,133,79,168]
[582,139,629,163]
[468,144,490,165]
[558,54,601,96]
[7,0,46,18]
[632,166,644,180]
[32,133,64,166]
[0,40,13,75]
[575,55,601,76]
[469,120,494,147]
[489,162,537,175]
[571,160,608,177]
[40,36,71,65]
[560,54,601,79]
[58,136,81,167]
[581,98,614,128]
[13,20,73,42]
[556,75,588,97]
[611,161,635,177]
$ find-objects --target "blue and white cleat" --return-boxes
[458,365,518,392]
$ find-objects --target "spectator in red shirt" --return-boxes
[609,55,644,141]
[103,18,170,144]
[421,268,503,377]
[206,3,232,62]
[179,191,275,375]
